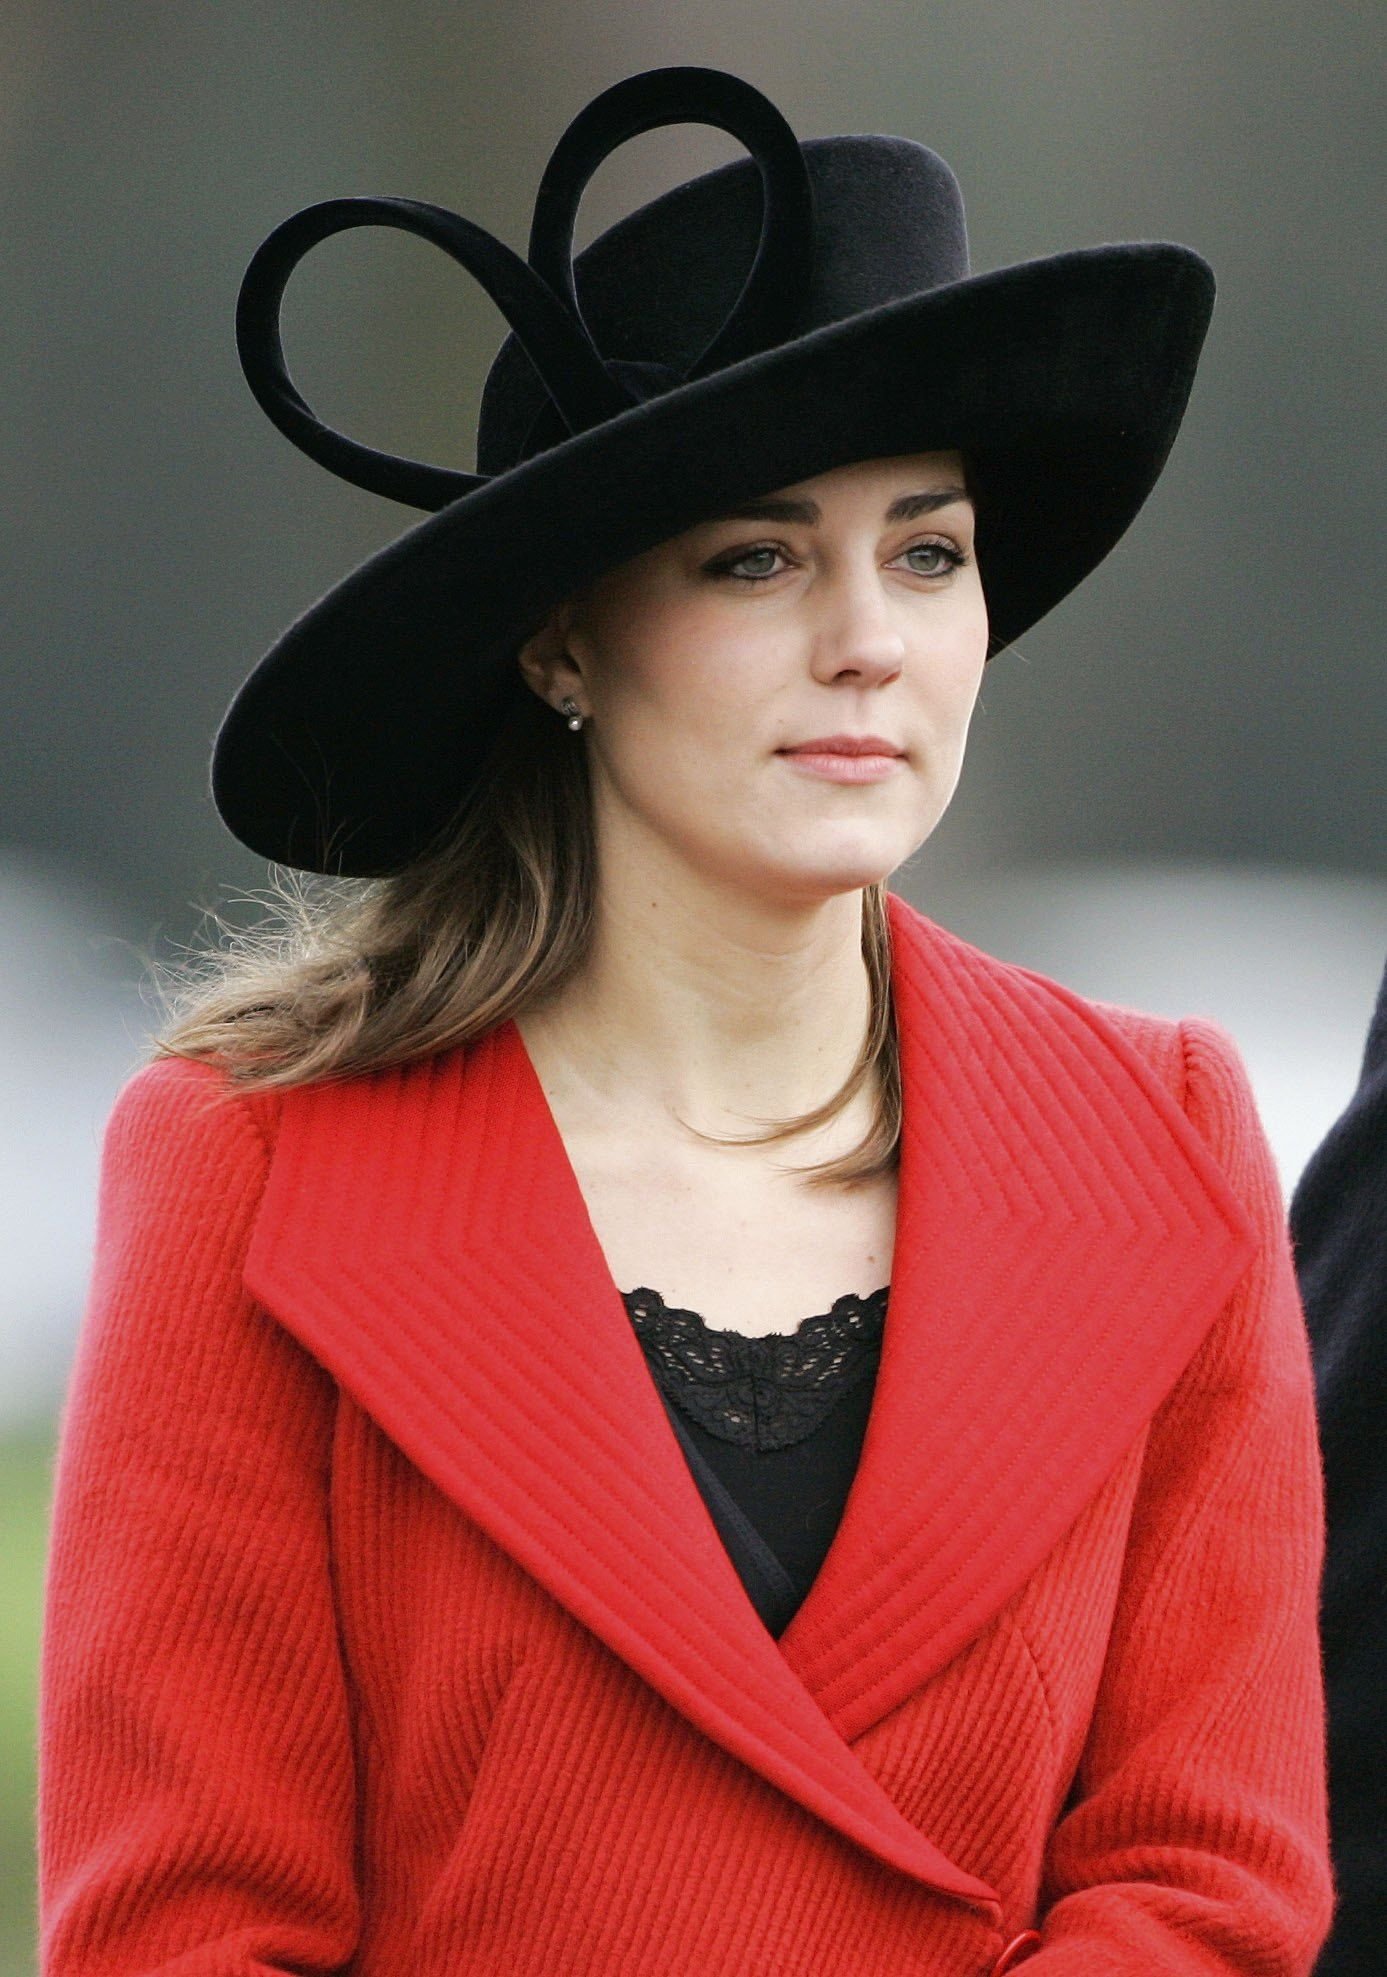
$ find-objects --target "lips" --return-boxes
[775,734,906,785]
[778,734,903,757]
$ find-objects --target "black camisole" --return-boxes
[621,1286,888,1637]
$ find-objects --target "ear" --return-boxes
[515,599,585,711]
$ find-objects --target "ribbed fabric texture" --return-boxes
[37,919,1333,1974]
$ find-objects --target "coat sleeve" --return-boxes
[1026,1017,1334,1975]
[38,1056,361,1975]
[1288,955,1387,1977]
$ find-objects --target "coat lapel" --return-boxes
[777,896,1258,1736]
[243,890,1255,1904]
[242,969,996,1907]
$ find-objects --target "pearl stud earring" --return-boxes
[560,696,585,732]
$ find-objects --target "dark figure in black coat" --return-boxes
[1290,955,1387,1977]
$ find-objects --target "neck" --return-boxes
[518,860,877,1143]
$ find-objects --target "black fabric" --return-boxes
[234,197,629,510]
[655,1390,803,1637]
[478,131,963,472]
[214,63,1215,877]
[624,1286,886,1633]
[1289,956,1387,1977]
[522,68,818,389]
[626,1284,886,1450]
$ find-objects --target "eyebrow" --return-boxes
[700,487,971,527]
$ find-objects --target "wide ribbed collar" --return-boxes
[243,892,1255,1910]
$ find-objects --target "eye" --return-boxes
[899,539,968,577]
[705,543,787,582]
[703,535,970,584]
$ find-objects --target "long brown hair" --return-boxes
[154,684,900,1187]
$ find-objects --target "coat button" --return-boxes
[990,1930,1043,1975]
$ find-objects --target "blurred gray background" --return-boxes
[1,4,1383,1968]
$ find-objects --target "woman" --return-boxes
[38,64,1332,1976]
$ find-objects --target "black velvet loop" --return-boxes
[527,66,816,383]
[235,195,636,510]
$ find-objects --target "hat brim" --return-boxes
[213,240,1213,875]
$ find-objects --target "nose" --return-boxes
[808,556,908,687]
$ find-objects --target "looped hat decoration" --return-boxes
[214,63,1215,877]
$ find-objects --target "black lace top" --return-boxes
[622,1285,888,1636]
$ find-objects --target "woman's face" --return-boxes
[519,450,988,911]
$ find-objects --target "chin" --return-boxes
[747,840,911,905]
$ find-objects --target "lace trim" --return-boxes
[623,1284,888,1451]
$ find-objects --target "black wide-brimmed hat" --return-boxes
[214,64,1214,876]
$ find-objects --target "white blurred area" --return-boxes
[1,854,1384,1432]
[918,861,1387,1198]
[0,854,150,1433]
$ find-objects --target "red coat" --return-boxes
[38,894,1333,1974]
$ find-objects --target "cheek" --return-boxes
[925,600,990,720]
[593,608,769,762]
[580,648,739,847]
[611,683,763,827]
[948,648,989,724]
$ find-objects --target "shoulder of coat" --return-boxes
[892,893,1188,1098]
[108,1050,284,1164]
